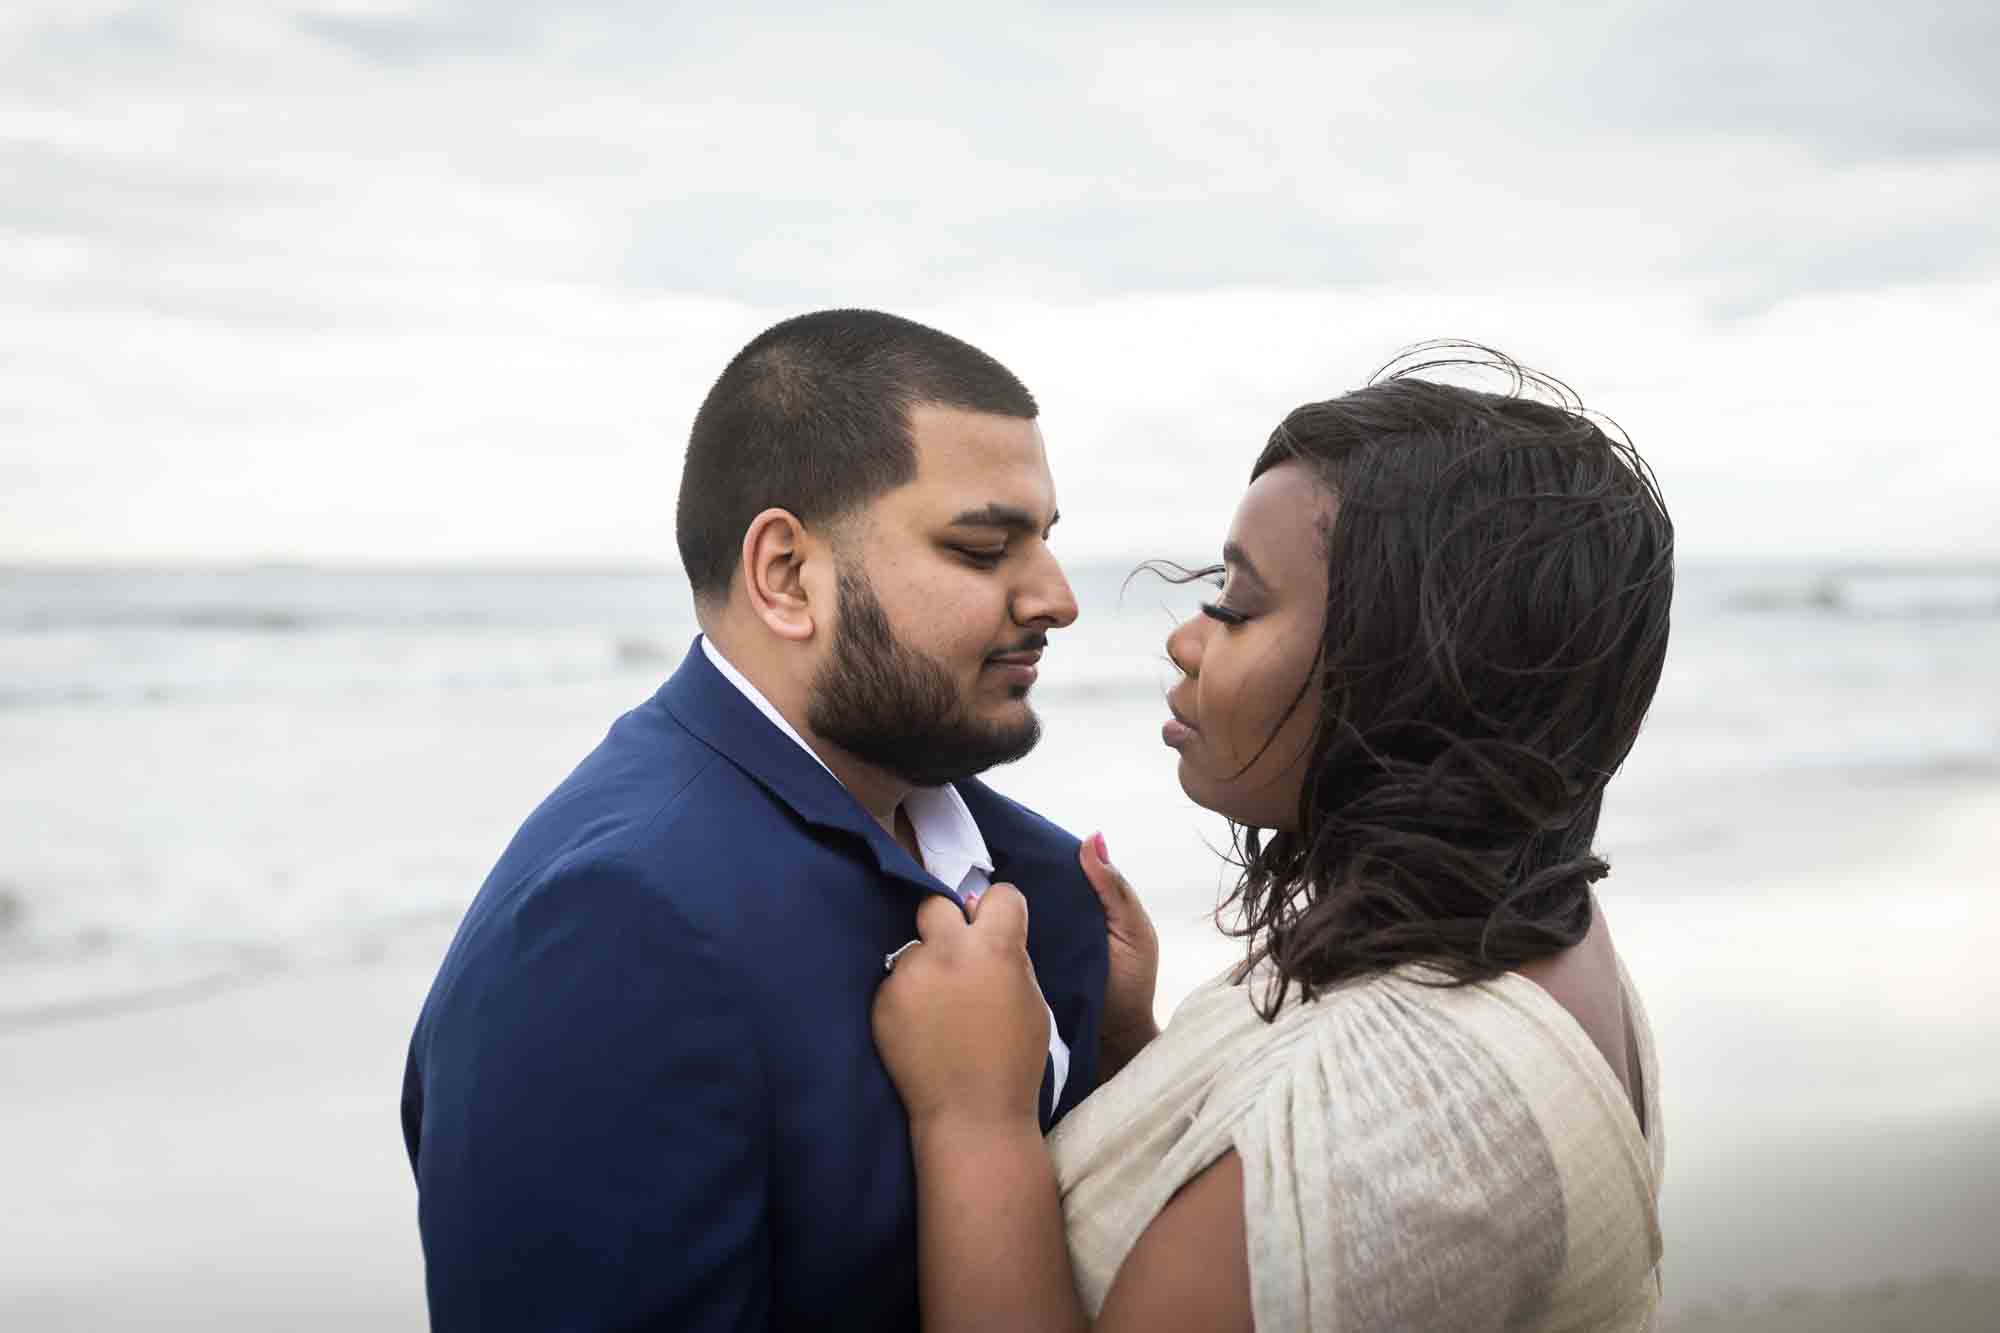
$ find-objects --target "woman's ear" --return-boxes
[740,508,819,642]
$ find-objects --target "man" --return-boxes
[401,309,1108,1331]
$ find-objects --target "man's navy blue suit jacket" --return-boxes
[402,639,1108,1331]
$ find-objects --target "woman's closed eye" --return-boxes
[1196,565,1253,626]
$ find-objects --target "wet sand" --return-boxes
[0,933,442,1330]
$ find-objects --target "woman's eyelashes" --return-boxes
[1198,567,1253,626]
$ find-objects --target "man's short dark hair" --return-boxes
[676,309,1038,603]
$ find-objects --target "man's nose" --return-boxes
[1014,546,1079,629]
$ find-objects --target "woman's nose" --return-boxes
[1166,613,1203,678]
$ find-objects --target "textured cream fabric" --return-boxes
[1048,957,1664,1331]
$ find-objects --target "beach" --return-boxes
[3,563,1996,1327]
[5,766,1996,1329]
[0,932,442,1328]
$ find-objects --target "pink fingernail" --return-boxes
[1092,831,1110,863]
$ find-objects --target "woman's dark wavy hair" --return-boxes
[1214,342,1674,1019]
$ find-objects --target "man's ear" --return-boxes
[740,508,820,643]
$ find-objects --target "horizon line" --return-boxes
[5,554,2000,577]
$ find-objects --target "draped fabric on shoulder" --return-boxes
[1049,960,1664,1332]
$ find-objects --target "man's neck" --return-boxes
[703,625,914,839]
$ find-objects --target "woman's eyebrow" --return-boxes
[946,504,1059,536]
[1222,540,1271,592]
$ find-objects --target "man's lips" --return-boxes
[985,649,1042,688]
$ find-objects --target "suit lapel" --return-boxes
[657,638,945,899]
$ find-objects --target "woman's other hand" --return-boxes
[1082,832,1161,1078]
[872,885,1050,1130]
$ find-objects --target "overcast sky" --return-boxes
[4,1,1997,565]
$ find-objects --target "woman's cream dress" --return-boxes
[1048,959,1665,1331]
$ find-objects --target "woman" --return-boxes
[873,347,1674,1331]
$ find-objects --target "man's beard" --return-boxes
[807,565,1042,788]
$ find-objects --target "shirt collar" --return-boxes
[700,635,834,779]
[902,783,996,891]
[699,636,994,886]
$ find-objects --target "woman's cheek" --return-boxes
[1208,673,1253,769]
[1229,658,1276,750]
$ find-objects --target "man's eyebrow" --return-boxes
[947,504,1060,535]
[1221,540,1270,590]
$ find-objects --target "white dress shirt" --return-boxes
[700,637,1070,1108]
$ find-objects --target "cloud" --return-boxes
[293,11,514,67]
[12,3,1998,301]
[1571,0,2000,162]
[2,2,1997,563]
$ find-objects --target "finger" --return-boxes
[970,882,1029,944]
[1079,831,1134,914]
[914,892,969,943]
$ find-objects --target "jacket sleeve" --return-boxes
[409,860,770,1332]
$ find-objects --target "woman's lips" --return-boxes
[1162,704,1196,749]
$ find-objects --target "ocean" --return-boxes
[3,560,1994,1015]
[2,560,1997,1314]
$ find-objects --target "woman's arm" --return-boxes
[909,1111,1253,1333]
[1098,1152,1253,1333]
[874,886,1252,1333]
[875,889,1088,1332]
[906,1112,1086,1333]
